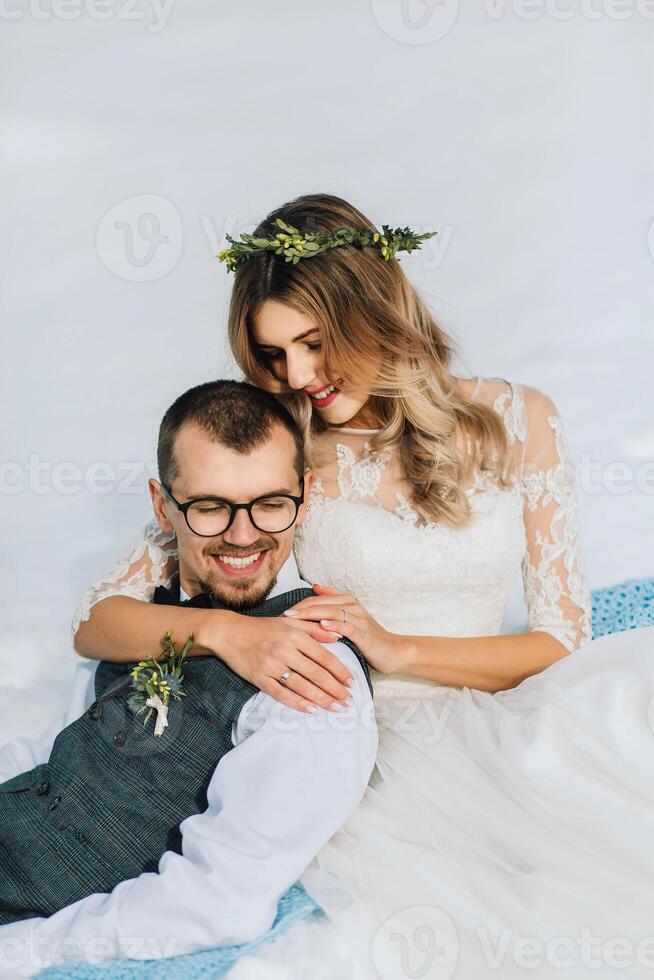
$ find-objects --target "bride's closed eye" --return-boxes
[262,342,322,361]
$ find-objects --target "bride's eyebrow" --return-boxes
[257,327,320,350]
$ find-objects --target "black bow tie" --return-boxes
[153,575,218,609]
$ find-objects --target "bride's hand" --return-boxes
[282,583,403,675]
[210,610,355,714]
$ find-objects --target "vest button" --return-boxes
[114,730,126,748]
[49,796,62,811]
[36,780,50,796]
[88,704,103,721]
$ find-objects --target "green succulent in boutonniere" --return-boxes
[127,629,193,737]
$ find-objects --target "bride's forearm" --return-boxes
[74,596,235,663]
[396,630,569,692]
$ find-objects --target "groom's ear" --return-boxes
[296,470,315,526]
[149,478,175,534]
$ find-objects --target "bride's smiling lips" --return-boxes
[305,380,342,409]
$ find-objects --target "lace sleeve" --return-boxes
[514,384,592,653]
[71,520,179,639]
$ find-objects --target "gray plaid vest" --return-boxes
[0,581,371,924]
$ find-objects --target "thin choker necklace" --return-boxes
[328,425,382,433]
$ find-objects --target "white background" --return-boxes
[2,0,653,740]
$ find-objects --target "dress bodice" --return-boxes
[293,461,526,640]
[292,377,591,698]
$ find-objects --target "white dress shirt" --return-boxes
[0,553,377,977]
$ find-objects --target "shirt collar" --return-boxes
[179,550,310,603]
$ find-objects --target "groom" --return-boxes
[0,380,376,977]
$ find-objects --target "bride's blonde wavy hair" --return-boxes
[228,193,514,528]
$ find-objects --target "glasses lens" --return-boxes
[186,500,232,536]
[251,497,298,532]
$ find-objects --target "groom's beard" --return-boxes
[199,537,280,610]
[198,571,279,611]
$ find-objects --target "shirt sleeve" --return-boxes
[0,644,376,976]
[71,521,179,648]
[516,384,592,653]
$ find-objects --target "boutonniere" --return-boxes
[127,629,193,736]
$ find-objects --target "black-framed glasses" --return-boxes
[161,476,305,537]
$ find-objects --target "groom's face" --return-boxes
[149,421,313,610]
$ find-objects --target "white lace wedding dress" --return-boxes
[74,377,654,980]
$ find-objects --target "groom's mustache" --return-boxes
[205,539,278,558]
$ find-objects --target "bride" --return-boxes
[74,194,654,979]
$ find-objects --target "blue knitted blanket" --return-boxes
[38,575,654,979]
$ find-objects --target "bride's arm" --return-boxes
[514,384,592,653]
[394,385,592,690]
[72,520,192,659]
[73,521,354,711]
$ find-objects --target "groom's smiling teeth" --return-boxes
[217,552,262,568]
[211,549,269,577]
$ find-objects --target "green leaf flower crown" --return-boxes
[217,218,437,274]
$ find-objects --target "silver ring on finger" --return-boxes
[342,607,348,624]
[280,669,292,685]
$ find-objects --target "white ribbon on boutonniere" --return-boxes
[146,695,169,737]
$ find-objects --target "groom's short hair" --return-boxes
[157,380,305,487]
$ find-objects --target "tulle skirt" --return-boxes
[229,625,654,980]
